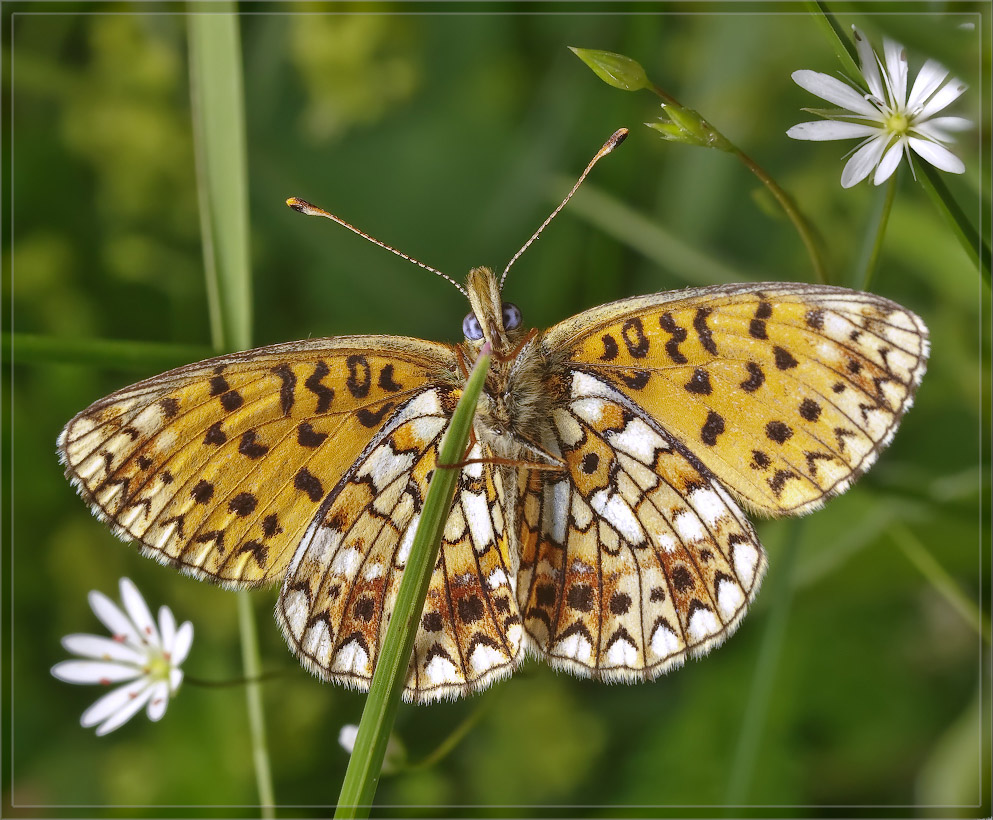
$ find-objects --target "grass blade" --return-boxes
[189,8,252,353]
[188,9,274,817]
[335,346,492,818]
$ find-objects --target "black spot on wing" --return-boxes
[701,411,725,446]
[272,364,297,416]
[693,308,717,354]
[305,362,334,414]
[377,364,403,392]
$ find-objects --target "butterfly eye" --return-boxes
[502,302,522,331]
[462,312,484,341]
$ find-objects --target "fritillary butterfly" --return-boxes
[58,131,928,701]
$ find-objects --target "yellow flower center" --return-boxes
[885,112,910,134]
[145,653,171,682]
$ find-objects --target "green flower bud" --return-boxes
[569,47,649,92]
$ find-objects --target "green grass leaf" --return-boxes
[335,347,492,818]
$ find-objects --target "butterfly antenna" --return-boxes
[286,197,468,296]
[499,127,628,288]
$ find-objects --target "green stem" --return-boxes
[237,594,276,814]
[335,349,491,818]
[649,83,830,284]
[406,700,491,771]
[856,168,898,291]
[805,1,862,83]
[725,519,804,806]
[2,332,211,370]
[185,669,294,688]
[891,523,991,644]
[916,162,991,288]
[188,9,272,816]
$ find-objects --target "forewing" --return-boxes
[543,282,929,515]
[517,372,766,679]
[58,336,456,587]
[277,393,521,703]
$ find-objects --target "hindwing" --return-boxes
[277,388,522,701]
[517,372,765,678]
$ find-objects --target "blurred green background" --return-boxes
[4,2,990,817]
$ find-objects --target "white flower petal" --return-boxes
[88,590,141,645]
[873,139,906,185]
[51,659,143,685]
[787,120,881,141]
[907,59,950,111]
[145,681,171,722]
[791,70,880,118]
[920,116,973,133]
[912,121,959,144]
[852,27,885,100]
[918,78,967,119]
[120,578,160,647]
[882,38,908,108]
[841,135,889,188]
[908,137,965,174]
[158,606,177,656]
[339,724,359,754]
[61,634,146,664]
[95,685,156,735]
[80,678,148,727]
[169,667,184,693]
[170,622,194,666]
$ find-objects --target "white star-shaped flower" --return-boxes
[788,26,971,187]
[51,578,193,736]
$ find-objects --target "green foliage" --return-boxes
[6,5,988,817]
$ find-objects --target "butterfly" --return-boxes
[58,131,929,702]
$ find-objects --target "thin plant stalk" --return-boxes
[891,523,991,644]
[406,700,491,771]
[188,9,274,817]
[335,347,492,818]
[570,48,828,284]
[1,332,212,371]
[725,519,804,806]
[916,162,991,287]
[855,169,899,291]
[646,83,829,285]
[805,0,861,82]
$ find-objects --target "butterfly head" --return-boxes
[462,266,523,355]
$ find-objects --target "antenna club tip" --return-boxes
[286,197,312,213]
[608,128,629,149]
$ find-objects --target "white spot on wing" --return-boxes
[656,531,677,553]
[331,547,363,578]
[673,509,705,543]
[607,417,665,463]
[606,636,638,667]
[358,444,415,492]
[689,488,725,527]
[590,490,645,545]
[397,515,419,565]
[463,490,494,550]
[424,653,460,685]
[543,480,570,544]
[554,631,592,663]
[470,642,505,674]
[334,639,370,675]
[650,623,681,658]
[688,607,720,642]
[716,577,745,618]
[732,539,760,588]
